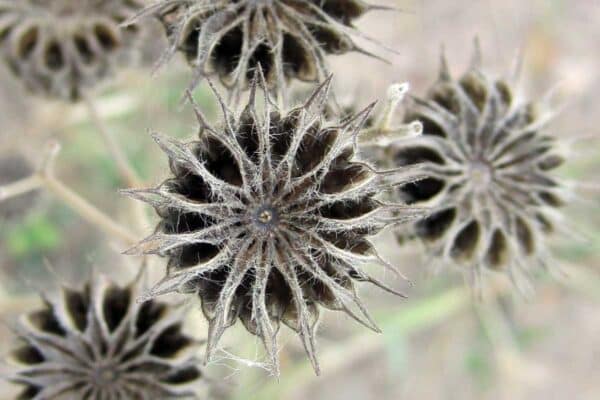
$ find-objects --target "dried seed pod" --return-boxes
[138,0,384,100]
[0,153,38,221]
[7,272,203,399]
[0,0,144,100]
[390,46,568,289]
[124,69,425,375]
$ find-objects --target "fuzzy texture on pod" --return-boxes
[7,273,203,399]
[124,69,425,375]
[0,0,144,101]
[135,0,383,100]
[390,47,568,289]
[0,153,38,221]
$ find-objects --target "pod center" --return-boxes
[468,160,494,189]
[91,365,118,387]
[254,205,279,230]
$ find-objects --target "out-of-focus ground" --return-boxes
[0,0,599,399]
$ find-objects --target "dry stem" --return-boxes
[82,92,142,188]
[0,141,137,245]
[359,82,422,145]
[82,91,151,234]
[0,175,42,200]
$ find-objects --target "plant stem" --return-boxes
[42,176,137,245]
[0,175,42,201]
[82,91,150,235]
[82,92,142,189]
[0,141,137,246]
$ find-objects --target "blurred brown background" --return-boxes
[1,0,599,399]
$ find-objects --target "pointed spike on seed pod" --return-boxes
[119,188,162,206]
[297,320,321,375]
[248,66,262,108]
[470,37,483,70]
[439,44,451,81]
[350,102,378,147]
[184,91,221,139]
[120,2,164,27]
[366,4,414,14]
[509,45,525,85]
[205,318,227,364]
[353,45,393,64]
[205,76,233,123]
[138,276,184,303]
[304,74,334,115]
[254,63,269,92]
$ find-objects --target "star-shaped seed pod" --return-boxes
[131,0,387,101]
[123,69,425,375]
[389,46,569,291]
[7,272,203,399]
[0,0,145,100]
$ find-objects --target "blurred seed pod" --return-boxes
[136,0,386,100]
[389,45,569,289]
[0,152,39,222]
[123,69,425,375]
[7,272,204,399]
[0,0,146,101]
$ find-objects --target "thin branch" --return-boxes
[82,91,152,235]
[358,82,422,146]
[82,91,143,188]
[0,141,138,246]
[44,176,138,246]
[0,175,42,202]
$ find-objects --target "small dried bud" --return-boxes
[7,273,203,399]
[390,46,568,289]
[0,0,145,100]
[125,69,425,375]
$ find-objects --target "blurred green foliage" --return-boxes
[5,213,62,258]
